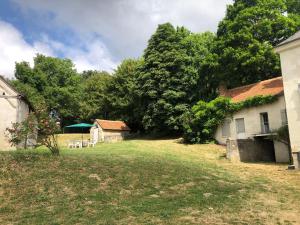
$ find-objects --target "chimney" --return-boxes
[218,82,227,97]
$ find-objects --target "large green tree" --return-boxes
[80,71,112,121]
[138,23,215,134]
[215,0,299,88]
[181,32,218,101]
[287,0,300,28]
[106,58,143,131]
[287,0,300,15]
[13,54,82,126]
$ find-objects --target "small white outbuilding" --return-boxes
[90,119,130,143]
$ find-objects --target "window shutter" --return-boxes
[235,118,245,134]
[222,119,231,137]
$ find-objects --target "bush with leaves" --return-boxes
[6,104,61,155]
[183,97,235,143]
[36,107,61,155]
[6,113,36,149]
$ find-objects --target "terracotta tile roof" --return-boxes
[224,77,284,103]
[96,119,131,131]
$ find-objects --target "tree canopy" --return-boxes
[138,23,215,134]
[80,71,112,122]
[13,54,82,126]
[106,58,143,131]
[214,0,299,88]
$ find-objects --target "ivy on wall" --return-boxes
[182,95,279,144]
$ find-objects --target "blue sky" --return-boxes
[0,0,231,78]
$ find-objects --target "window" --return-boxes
[235,118,245,134]
[222,119,231,137]
[260,112,270,134]
[281,109,288,126]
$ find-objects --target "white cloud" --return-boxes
[0,20,53,78]
[12,0,232,59]
[1,0,233,77]
[37,34,117,72]
[0,20,117,78]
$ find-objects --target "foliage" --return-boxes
[138,23,215,134]
[214,0,299,88]
[234,95,278,110]
[183,97,235,143]
[106,58,144,131]
[13,54,82,126]
[181,32,219,101]
[6,113,36,149]
[287,0,300,30]
[275,124,290,146]
[79,71,112,121]
[183,95,278,143]
[10,81,45,109]
[35,107,61,155]
[6,104,61,155]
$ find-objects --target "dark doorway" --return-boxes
[256,138,276,162]
[237,137,275,162]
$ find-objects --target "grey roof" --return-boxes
[277,30,300,47]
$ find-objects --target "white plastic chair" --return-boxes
[75,140,82,148]
[88,139,96,147]
[68,140,75,148]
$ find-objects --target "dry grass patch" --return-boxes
[0,138,300,224]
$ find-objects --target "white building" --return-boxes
[215,77,290,163]
[0,76,31,150]
[275,31,300,169]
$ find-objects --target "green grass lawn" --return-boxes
[1,139,300,224]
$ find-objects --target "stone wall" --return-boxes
[226,139,240,162]
[274,141,290,163]
[226,138,277,162]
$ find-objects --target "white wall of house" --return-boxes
[276,39,300,167]
[215,95,287,145]
[0,80,30,150]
